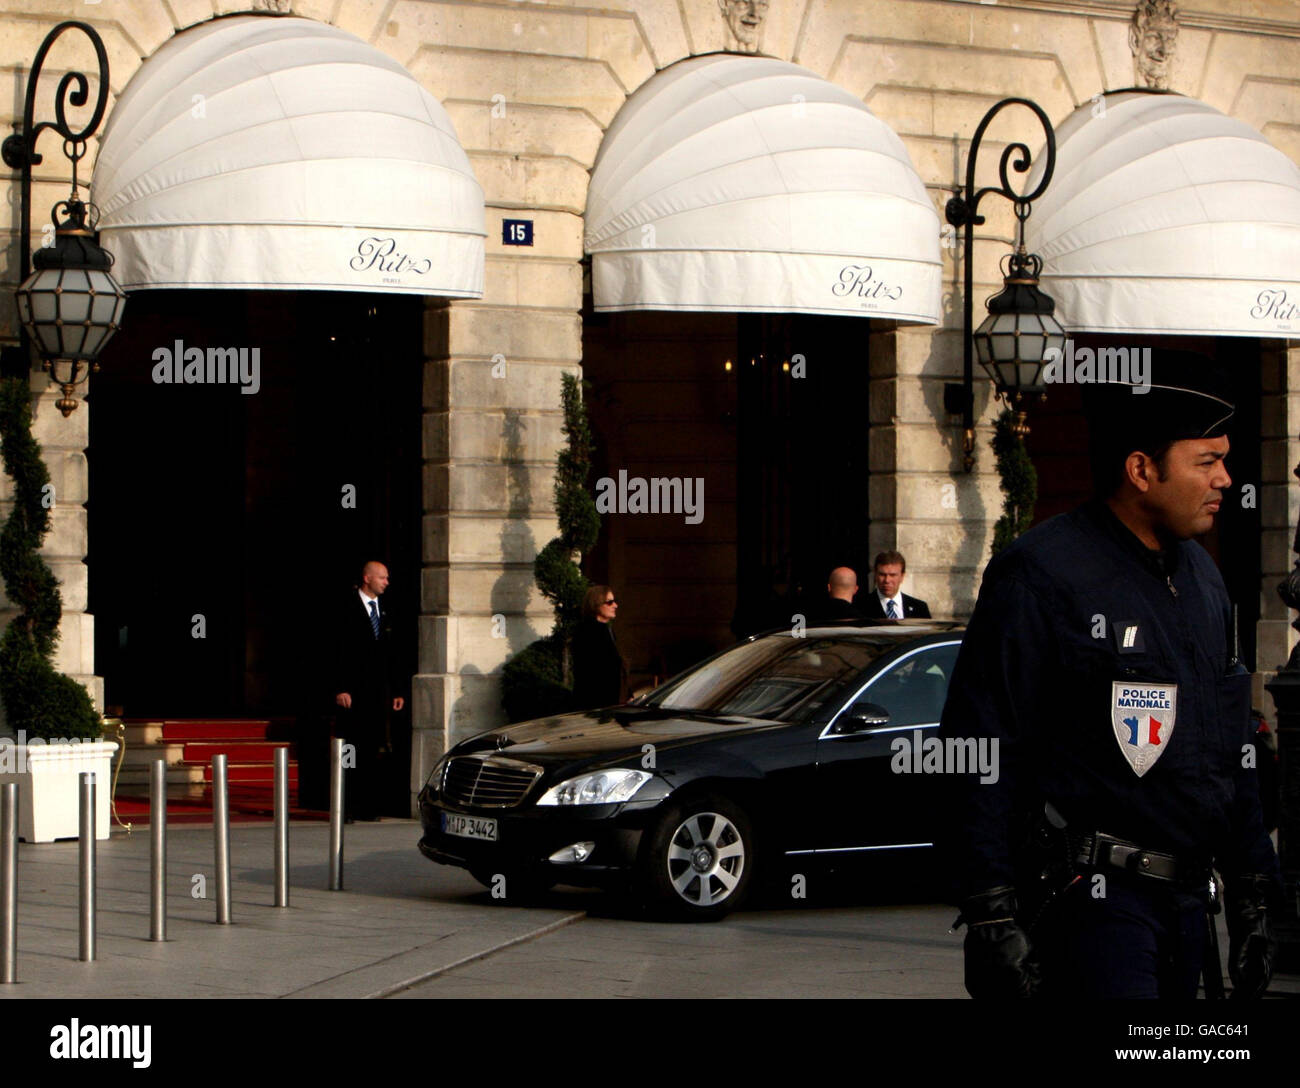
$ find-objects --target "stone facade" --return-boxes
[1259,340,1300,704]
[0,1,1298,799]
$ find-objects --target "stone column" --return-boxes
[36,383,98,708]
[0,379,100,727]
[868,324,996,619]
[1258,340,1300,701]
[1263,341,1300,971]
[411,224,582,810]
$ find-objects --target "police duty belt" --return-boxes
[1071,830,1204,884]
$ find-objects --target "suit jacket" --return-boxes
[859,591,931,619]
[331,591,400,726]
[814,597,864,624]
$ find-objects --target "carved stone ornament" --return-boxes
[719,0,769,55]
[1130,0,1180,90]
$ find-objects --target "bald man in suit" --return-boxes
[814,566,865,623]
[332,560,405,820]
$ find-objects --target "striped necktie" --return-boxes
[368,600,380,638]
[886,599,898,618]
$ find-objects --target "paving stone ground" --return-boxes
[2,820,1294,1001]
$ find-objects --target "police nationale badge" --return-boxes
[1111,682,1177,776]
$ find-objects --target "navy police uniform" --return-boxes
[939,354,1280,999]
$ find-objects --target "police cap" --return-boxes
[1081,347,1234,448]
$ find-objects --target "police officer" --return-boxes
[939,350,1280,999]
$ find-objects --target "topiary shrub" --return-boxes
[990,407,1038,556]
[0,378,101,741]
[499,636,571,724]
[501,372,601,723]
[532,538,589,644]
[533,372,600,647]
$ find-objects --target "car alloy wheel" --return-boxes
[642,795,754,920]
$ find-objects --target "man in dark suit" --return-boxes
[332,560,405,820]
[858,550,931,619]
[814,566,865,623]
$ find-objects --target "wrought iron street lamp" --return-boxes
[2,21,126,416]
[944,98,1064,470]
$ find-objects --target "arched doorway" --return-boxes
[581,54,940,684]
[86,13,485,812]
[89,289,424,718]
[1025,90,1300,676]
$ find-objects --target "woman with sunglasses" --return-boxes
[571,584,629,710]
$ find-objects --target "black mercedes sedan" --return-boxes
[418,622,963,920]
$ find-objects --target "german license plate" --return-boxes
[442,812,498,841]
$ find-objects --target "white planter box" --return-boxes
[0,741,119,842]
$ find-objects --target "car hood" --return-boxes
[453,707,782,765]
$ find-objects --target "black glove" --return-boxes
[1226,874,1276,1001]
[958,885,1039,999]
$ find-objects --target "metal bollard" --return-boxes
[273,747,289,907]
[79,772,95,962]
[328,737,344,891]
[1,782,17,983]
[150,759,166,941]
[212,754,231,924]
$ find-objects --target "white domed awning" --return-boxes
[1025,91,1300,338]
[92,15,485,296]
[585,55,941,322]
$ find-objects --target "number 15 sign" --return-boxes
[502,219,534,246]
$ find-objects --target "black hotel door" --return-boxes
[732,313,872,635]
[88,289,422,728]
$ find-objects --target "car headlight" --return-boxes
[424,754,451,791]
[536,769,652,806]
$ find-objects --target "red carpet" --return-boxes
[110,795,328,825]
[114,718,328,824]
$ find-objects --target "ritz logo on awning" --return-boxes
[1251,288,1299,324]
[350,237,433,276]
[832,263,903,302]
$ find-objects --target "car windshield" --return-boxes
[643,636,898,722]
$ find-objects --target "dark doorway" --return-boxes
[733,313,872,635]
[88,290,423,805]
[583,309,738,688]
[582,305,873,687]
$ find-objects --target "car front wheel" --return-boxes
[639,795,754,921]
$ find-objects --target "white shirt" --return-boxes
[359,588,380,621]
[876,589,903,616]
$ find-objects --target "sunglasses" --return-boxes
[603,598,618,605]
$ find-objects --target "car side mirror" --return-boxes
[835,702,891,733]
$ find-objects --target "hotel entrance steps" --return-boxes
[113,719,323,823]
